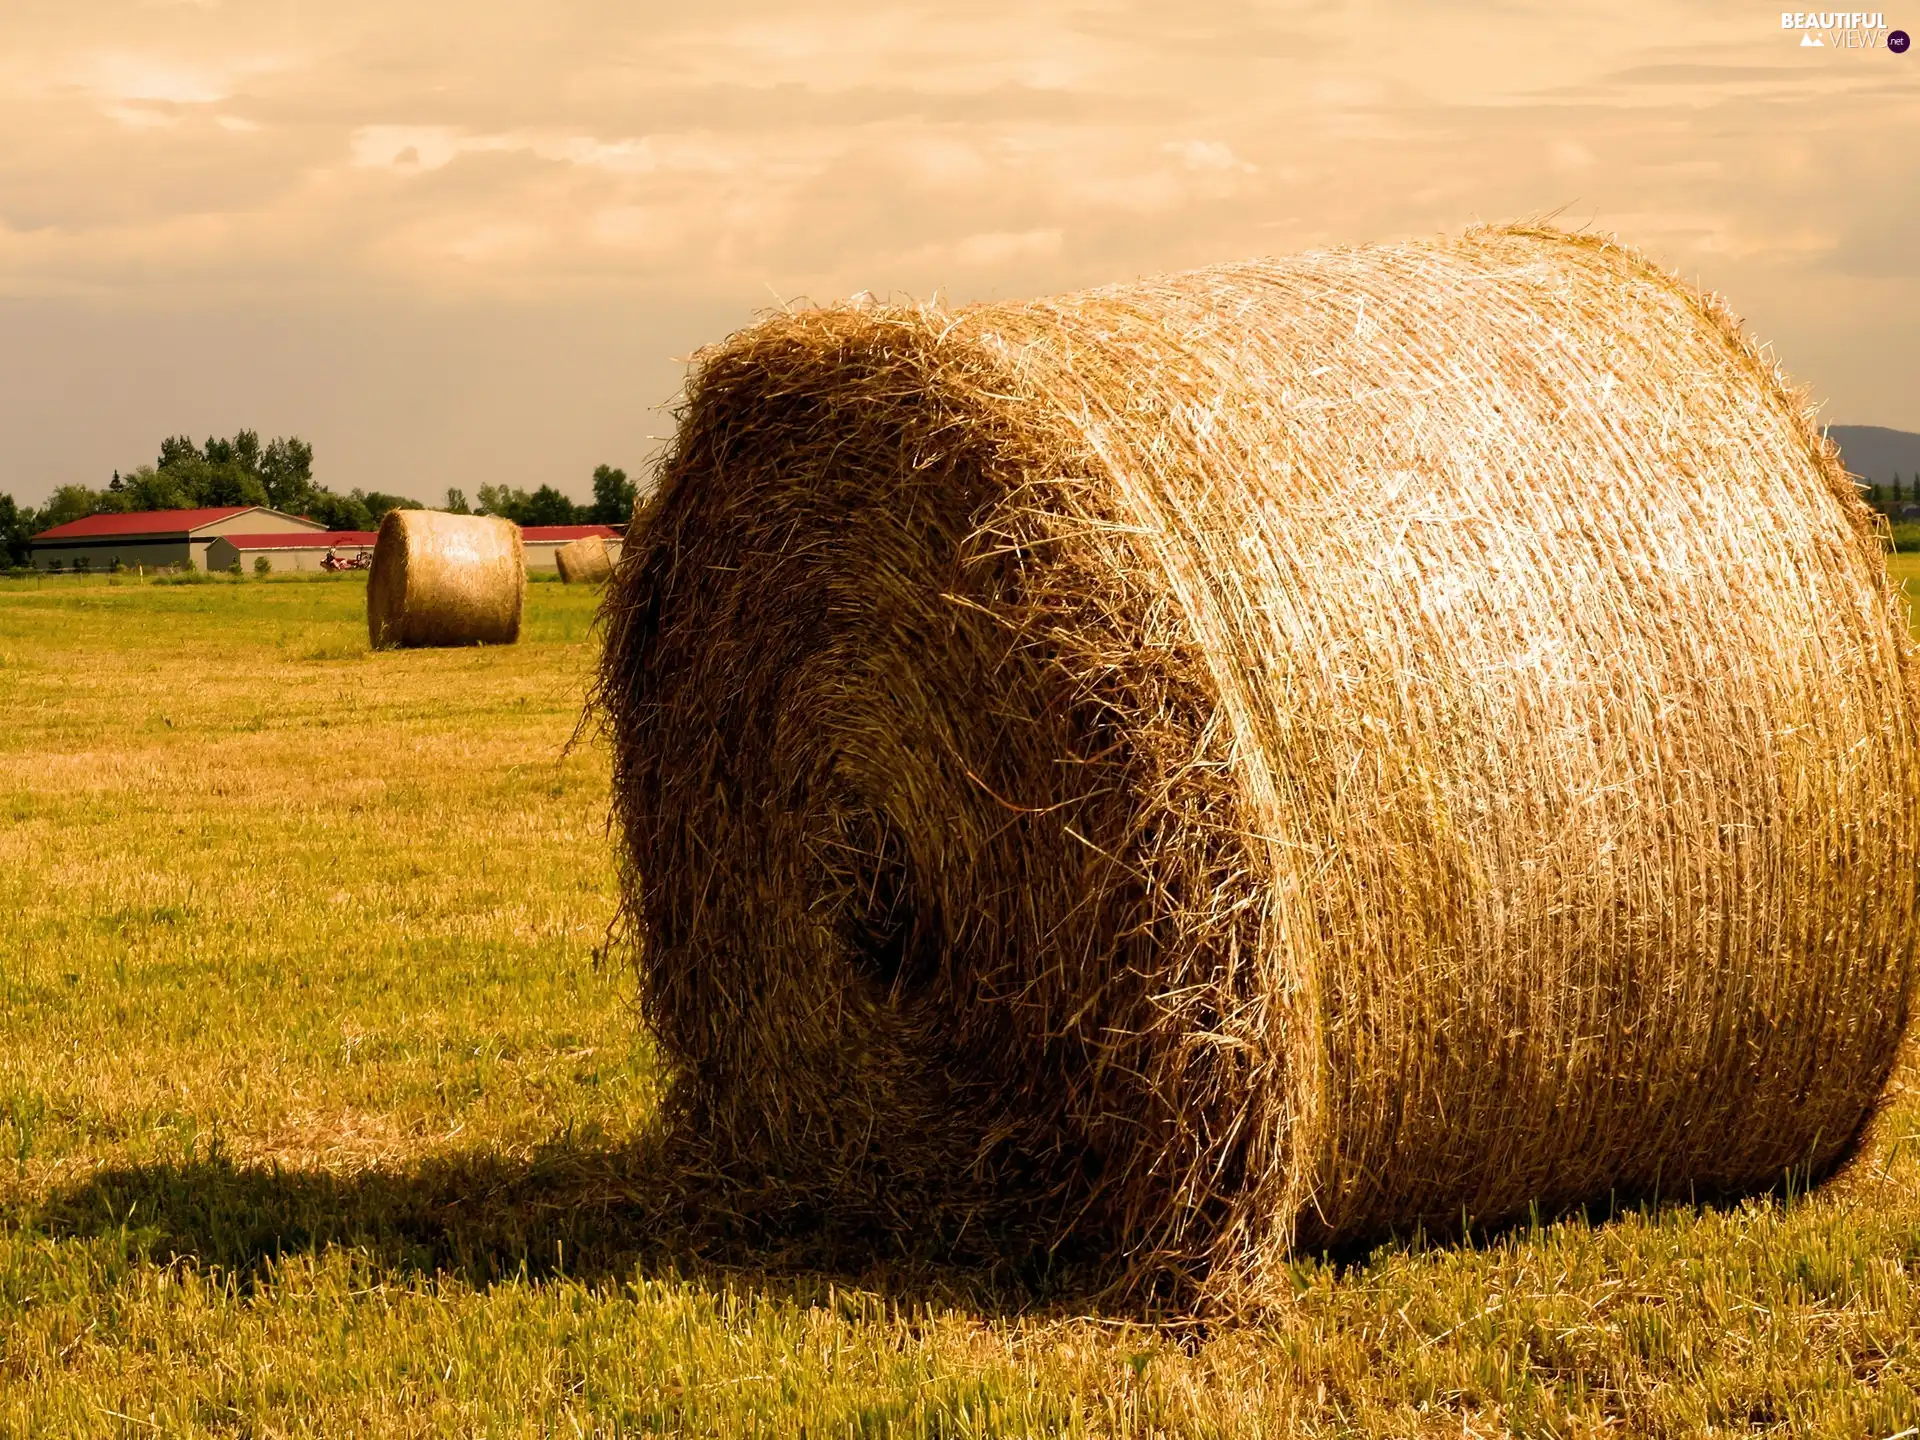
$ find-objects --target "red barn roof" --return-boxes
[221,531,376,550]
[36,511,623,544]
[33,506,258,541]
[521,525,621,541]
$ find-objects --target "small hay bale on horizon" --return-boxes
[555,534,614,585]
[595,225,1920,1306]
[367,510,525,649]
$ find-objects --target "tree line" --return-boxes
[1866,474,1914,507]
[1,434,639,566]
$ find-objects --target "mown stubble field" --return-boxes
[6,563,1920,1437]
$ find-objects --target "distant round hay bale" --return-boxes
[596,226,1920,1301]
[555,534,614,585]
[367,510,524,649]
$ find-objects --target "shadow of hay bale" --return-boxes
[30,1125,1129,1311]
[33,1117,1846,1322]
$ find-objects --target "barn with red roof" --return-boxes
[30,506,327,573]
[203,530,378,573]
[32,508,624,575]
[204,523,624,573]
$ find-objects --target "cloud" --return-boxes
[1163,139,1256,174]
[0,0,1913,506]
[637,6,1100,94]
[885,227,1065,275]
[1548,139,1594,172]
[350,125,470,171]
[1,2,1908,308]
[86,52,229,105]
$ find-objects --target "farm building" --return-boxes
[31,508,624,575]
[207,521,620,573]
[522,525,622,572]
[30,506,326,572]
[204,531,376,573]
[202,520,620,574]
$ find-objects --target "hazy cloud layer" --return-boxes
[1,1,1915,504]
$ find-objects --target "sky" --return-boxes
[1,1,1915,508]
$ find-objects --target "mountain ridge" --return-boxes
[1829,425,1920,485]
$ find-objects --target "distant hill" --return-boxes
[1830,425,1920,485]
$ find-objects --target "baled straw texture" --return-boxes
[367,510,525,649]
[555,534,614,585]
[597,226,1920,1302]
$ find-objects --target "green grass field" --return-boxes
[5,564,1920,1437]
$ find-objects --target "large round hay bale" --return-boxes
[555,534,614,585]
[367,510,524,649]
[597,226,1920,1300]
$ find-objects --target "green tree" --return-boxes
[222,430,262,475]
[149,434,269,509]
[0,492,36,566]
[354,489,425,526]
[157,435,200,470]
[444,488,472,515]
[122,464,198,512]
[474,484,522,520]
[523,485,583,526]
[305,490,372,531]
[590,464,637,526]
[1895,474,1905,504]
[259,437,316,512]
[197,464,271,508]
[134,431,322,514]
[474,483,586,526]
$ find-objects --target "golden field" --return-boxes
[4,564,1920,1437]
